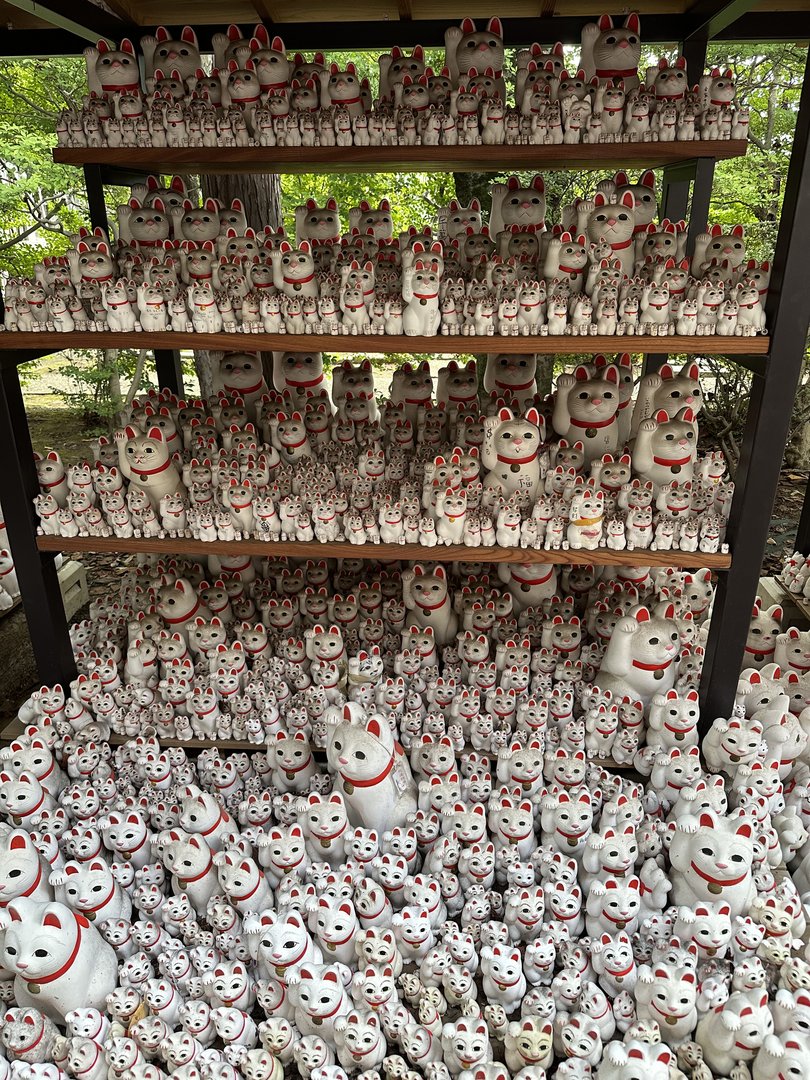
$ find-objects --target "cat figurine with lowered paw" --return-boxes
[114,426,186,509]
[326,707,417,832]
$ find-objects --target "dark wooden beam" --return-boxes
[397,0,413,23]
[1,0,135,43]
[251,0,276,25]
[2,12,810,55]
[97,0,135,20]
[684,0,761,40]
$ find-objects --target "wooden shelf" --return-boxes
[36,534,732,569]
[0,331,769,358]
[52,141,749,176]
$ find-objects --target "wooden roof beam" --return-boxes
[251,0,277,24]
[684,0,761,40]
[1,0,136,44]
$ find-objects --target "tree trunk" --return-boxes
[194,173,283,395]
[202,173,282,231]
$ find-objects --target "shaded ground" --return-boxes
[766,469,809,574]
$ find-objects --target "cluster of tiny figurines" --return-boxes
[1,170,769,339]
[2,548,810,1080]
[31,355,730,556]
[59,17,750,151]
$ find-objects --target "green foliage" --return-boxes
[56,349,151,427]
[0,58,93,277]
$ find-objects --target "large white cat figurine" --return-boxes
[594,602,680,709]
[482,406,545,500]
[553,365,620,465]
[326,708,417,831]
[114,426,186,509]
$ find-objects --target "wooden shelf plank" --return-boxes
[36,534,732,569]
[0,331,769,358]
[51,141,749,175]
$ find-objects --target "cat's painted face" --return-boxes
[463,229,495,262]
[452,18,504,80]
[590,13,641,77]
[146,25,201,81]
[76,243,115,281]
[354,200,393,240]
[653,57,688,101]
[648,410,697,461]
[294,965,346,1017]
[566,366,620,423]
[500,176,546,230]
[328,62,361,102]
[91,39,140,92]
[175,200,220,243]
[588,191,636,246]
[299,199,340,242]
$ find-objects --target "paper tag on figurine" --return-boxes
[392,755,411,795]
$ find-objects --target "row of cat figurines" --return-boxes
[58,86,748,152]
[79,17,741,127]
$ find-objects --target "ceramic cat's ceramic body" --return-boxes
[594,602,680,708]
[635,963,697,1047]
[695,989,773,1074]
[287,963,352,1041]
[482,406,544,500]
[115,426,185,509]
[0,898,117,1022]
[326,710,417,831]
[579,13,641,90]
[632,408,698,493]
[669,810,755,917]
[553,366,621,465]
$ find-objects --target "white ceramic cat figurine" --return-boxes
[84,38,141,97]
[0,898,118,1023]
[403,259,441,336]
[271,241,319,300]
[482,406,544,500]
[401,564,458,646]
[631,361,702,436]
[326,708,417,831]
[444,18,505,100]
[580,13,642,90]
[567,488,605,551]
[552,365,620,465]
[483,354,538,405]
[215,353,268,421]
[114,426,186,509]
[633,408,698,492]
[490,175,546,238]
[594,602,680,709]
[582,191,637,277]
